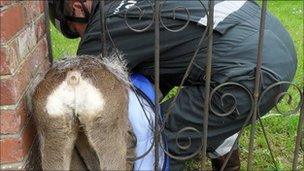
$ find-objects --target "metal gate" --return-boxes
[43,0,303,170]
[95,0,303,170]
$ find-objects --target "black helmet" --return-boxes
[48,0,91,39]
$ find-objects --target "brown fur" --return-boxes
[31,56,134,170]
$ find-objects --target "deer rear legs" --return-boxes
[80,114,129,170]
[38,115,78,171]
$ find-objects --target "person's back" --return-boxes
[77,0,296,92]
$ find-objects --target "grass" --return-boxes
[50,1,303,170]
[50,24,79,60]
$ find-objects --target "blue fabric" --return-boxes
[130,73,155,104]
[130,73,169,171]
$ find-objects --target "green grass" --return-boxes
[50,1,303,170]
[267,0,303,115]
[239,114,302,170]
[50,24,79,60]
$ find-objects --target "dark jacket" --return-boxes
[77,0,297,92]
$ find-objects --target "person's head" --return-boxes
[49,0,93,39]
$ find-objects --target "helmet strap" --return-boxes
[65,16,89,23]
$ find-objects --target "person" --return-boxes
[48,0,297,170]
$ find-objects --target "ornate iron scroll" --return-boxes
[99,0,303,170]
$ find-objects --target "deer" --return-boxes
[30,55,135,170]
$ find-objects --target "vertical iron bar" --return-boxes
[154,0,160,170]
[292,88,304,170]
[258,116,278,169]
[247,0,268,170]
[202,1,214,169]
[100,0,107,57]
[44,1,53,64]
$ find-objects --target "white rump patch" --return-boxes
[46,71,105,117]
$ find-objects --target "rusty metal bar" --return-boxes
[247,0,268,170]
[100,0,107,57]
[292,88,304,170]
[258,116,278,169]
[202,1,214,169]
[161,29,208,130]
[154,0,161,170]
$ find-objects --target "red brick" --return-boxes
[0,4,24,43]
[35,16,46,42]
[0,0,49,167]
[0,40,20,76]
[0,57,50,134]
[38,1,45,13]
[0,37,48,105]
[0,47,10,75]
[17,13,48,60]
[22,1,43,25]
[0,71,29,106]
[0,0,15,7]
[18,25,37,59]
[0,100,28,134]
[0,117,36,164]
[0,138,23,163]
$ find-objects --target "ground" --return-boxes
[50,1,303,170]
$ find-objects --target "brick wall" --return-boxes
[0,1,51,169]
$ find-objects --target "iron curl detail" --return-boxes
[124,4,154,32]
[258,81,303,115]
[159,5,190,32]
[209,82,254,117]
[160,127,203,160]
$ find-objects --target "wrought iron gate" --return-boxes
[82,0,303,170]
[43,0,304,170]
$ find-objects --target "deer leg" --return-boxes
[80,114,129,170]
[38,115,78,171]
